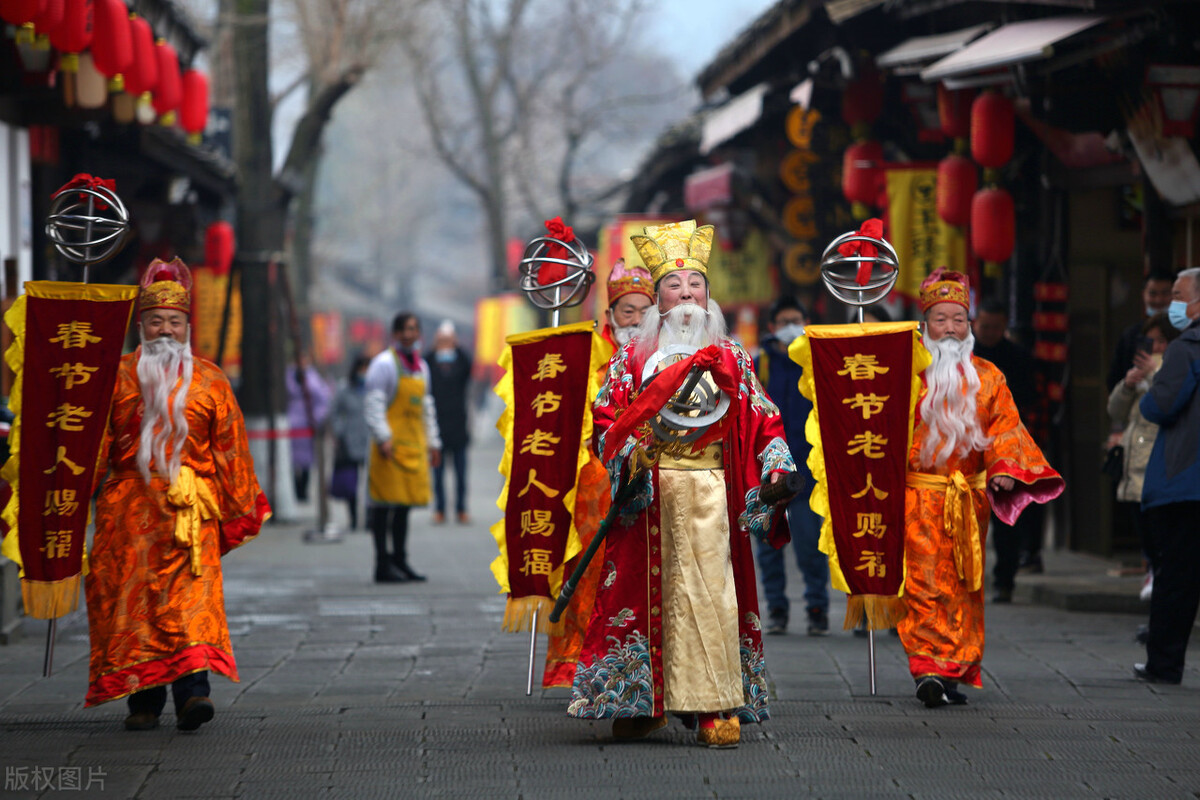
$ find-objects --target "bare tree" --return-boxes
[397,0,687,291]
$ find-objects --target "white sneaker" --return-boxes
[1140,573,1153,602]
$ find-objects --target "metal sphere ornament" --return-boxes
[819,221,899,310]
[45,175,131,268]
[518,232,596,312]
[640,344,730,445]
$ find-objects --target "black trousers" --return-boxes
[990,502,1045,592]
[1145,501,1200,682]
[370,505,412,568]
[127,671,210,716]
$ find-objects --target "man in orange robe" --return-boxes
[899,268,1063,708]
[85,258,270,731]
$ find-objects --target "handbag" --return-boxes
[1101,444,1125,481]
[329,462,359,500]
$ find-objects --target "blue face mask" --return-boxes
[1168,300,1192,331]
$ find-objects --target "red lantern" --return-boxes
[123,14,157,98]
[180,68,209,139]
[971,187,1015,263]
[151,39,181,121]
[0,0,44,25]
[91,0,131,88]
[31,0,62,33]
[842,140,884,206]
[971,91,1014,169]
[841,66,884,129]
[936,154,977,228]
[205,221,235,275]
[937,85,974,139]
[47,0,93,72]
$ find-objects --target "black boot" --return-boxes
[390,507,426,581]
[372,510,408,583]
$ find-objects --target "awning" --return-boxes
[699,83,769,155]
[921,15,1108,89]
[876,23,994,74]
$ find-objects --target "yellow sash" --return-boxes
[906,469,987,592]
[167,466,221,576]
[368,371,430,506]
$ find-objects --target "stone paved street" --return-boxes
[1,432,1197,799]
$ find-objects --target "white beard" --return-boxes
[633,298,726,362]
[136,330,194,485]
[918,331,992,468]
[612,324,637,347]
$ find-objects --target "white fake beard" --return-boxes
[633,299,726,362]
[136,330,193,485]
[612,323,637,347]
[918,331,992,468]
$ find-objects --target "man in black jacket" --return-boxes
[426,321,474,524]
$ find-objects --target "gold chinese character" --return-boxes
[837,354,890,380]
[40,531,73,559]
[46,403,92,432]
[532,353,568,381]
[49,321,102,349]
[530,391,562,418]
[854,550,886,577]
[520,509,556,538]
[519,430,560,457]
[519,548,553,576]
[850,472,889,500]
[846,431,887,459]
[49,362,99,389]
[42,446,87,476]
[842,392,890,420]
[517,468,560,499]
[44,489,80,517]
[852,513,887,539]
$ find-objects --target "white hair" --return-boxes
[1178,267,1200,298]
[918,330,992,468]
[136,329,193,485]
[632,298,727,362]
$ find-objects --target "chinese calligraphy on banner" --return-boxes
[790,322,931,629]
[0,281,137,618]
[489,321,609,632]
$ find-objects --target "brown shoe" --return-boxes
[432,512,446,525]
[456,512,470,525]
[611,715,667,740]
[124,711,159,731]
[697,717,740,748]
[176,696,215,731]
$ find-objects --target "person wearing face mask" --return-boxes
[364,312,442,583]
[425,320,473,525]
[900,268,1062,709]
[1134,267,1200,685]
[753,296,829,637]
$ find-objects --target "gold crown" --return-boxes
[140,280,191,313]
[919,268,969,313]
[630,220,715,285]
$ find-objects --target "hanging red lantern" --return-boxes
[971,90,1014,169]
[123,14,157,98]
[842,139,884,207]
[0,0,44,25]
[180,68,209,141]
[936,153,977,228]
[205,221,235,275]
[971,186,1015,263]
[47,0,93,72]
[151,38,182,122]
[31,0,62,33]
[91,0,131,90]
[937,85,974,140]
[841,65,884,129]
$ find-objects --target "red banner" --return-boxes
[2,282,136,618]
[504,328,594,602]
[808,328,912,596]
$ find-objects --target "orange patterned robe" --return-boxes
[898,357,1063,688]
[84,352,270,707]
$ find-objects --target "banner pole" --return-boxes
[526,607,538,696]
[42,619,56,677]
[868,629,876,696]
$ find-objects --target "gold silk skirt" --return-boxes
[658,466,742,712]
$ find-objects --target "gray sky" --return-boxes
[648,0,781,75]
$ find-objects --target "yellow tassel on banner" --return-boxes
[843,594,908,631]
[501,595,556,634]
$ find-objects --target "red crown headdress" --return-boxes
[139,257,193,314]
[919,266,969,313]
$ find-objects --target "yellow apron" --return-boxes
[368,370,431,506]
